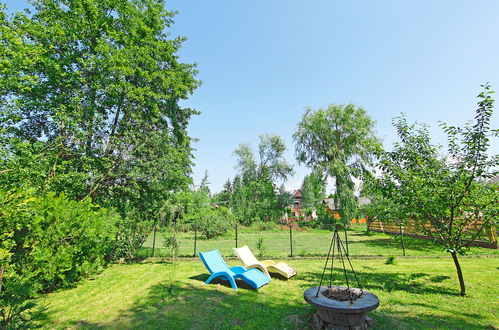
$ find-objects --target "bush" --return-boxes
[163,235,180,258]
[112,218,153,259]
[256,237,266,258]
[249,220,279,232]
[385,256,397,265]
[0,189,119,327]
[198,206,235,239]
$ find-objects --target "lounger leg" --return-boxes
[205,273,221,285]
[227,277,238,290]
[205,273,239,290]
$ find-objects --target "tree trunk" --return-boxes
[399,222,406,256]
[450,251,466,296]
[193,223,197,257]
[0,266,4,294]
[343,226,349,256]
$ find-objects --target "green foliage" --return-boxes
[385,256,398,265]
[112,218,153,260]
[161,175,235,240]
[374,84,499,295]
[248,220,279,232]
[0,189,118,327]
[362,174,401,226]
[301,169,326,218]
[229,134,294,225]
[163,235,180,258]
[256,237,266,258]
[197,206,235,240]
[231,175,285,225]
[293,104,381,225]
[212,179,233,207]
[299,248,310,257]
[0,0,199,258]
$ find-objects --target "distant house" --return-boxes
[323,197,371,223]
[291,189,303,217]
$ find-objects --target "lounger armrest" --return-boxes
[261,260,276,266]
[246,263,265,269]
[206,271,238,290]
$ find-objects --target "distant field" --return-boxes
[140,225,498,258]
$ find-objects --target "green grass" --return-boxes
[35,256,499,329]
[140,226,499,258]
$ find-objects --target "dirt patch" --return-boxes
[230,319,245,326]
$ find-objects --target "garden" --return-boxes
[0,0,498,329]
[35,231,498,329]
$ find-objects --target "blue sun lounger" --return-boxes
[199,249,270,290]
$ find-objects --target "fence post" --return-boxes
[151,221,157,258]
[399,221,406,256]
[289,223,293,257]
[235,222,238,248]
[0,266,4,294]
[193,223,197,257]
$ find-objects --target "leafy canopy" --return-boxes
[374,84,498,295]
[294,104,381,222]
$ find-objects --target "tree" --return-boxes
[0,0,200,257]
[362,174,407,255]
[0,189,118,327]
[234,134,293,183]
[230,134,294,224]
[212,179,233,207]
[301,169,326,218]
[375,84,498,295]
[257,134,294,182]
[294,104,381,247]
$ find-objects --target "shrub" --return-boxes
[256,237,266,258]
[0,189,119,327]
[250,220,279,232]
[112,218,153,259]
[198,206,235,239]
[163,235,180,258]
[299,248,310,257]
[385,256,397,265]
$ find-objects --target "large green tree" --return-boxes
[230,134,294,224]
[0,0,200,256]
[375,85,498,296]
[294,104,381,244]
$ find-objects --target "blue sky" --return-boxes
[4,0,499,193]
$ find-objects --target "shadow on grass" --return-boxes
[371,309,488,330]
[188,273,257,290]
[359,236,442,254]
[55,279,488,330]
[189,272,291,290]
[35,259,493,330]
[298,268,458,296]
[77,282,311,329]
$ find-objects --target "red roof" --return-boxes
[293,189,303,198]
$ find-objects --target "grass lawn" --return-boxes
[140,226,499,258]
[35,256,498,329]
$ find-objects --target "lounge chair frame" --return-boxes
[199,249,270,290]
[233,245,297,279]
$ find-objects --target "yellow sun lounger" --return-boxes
[233,245,297,279]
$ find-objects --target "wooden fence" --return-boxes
[368,218,498,249]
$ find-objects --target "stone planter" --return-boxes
[304,285,379,330]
